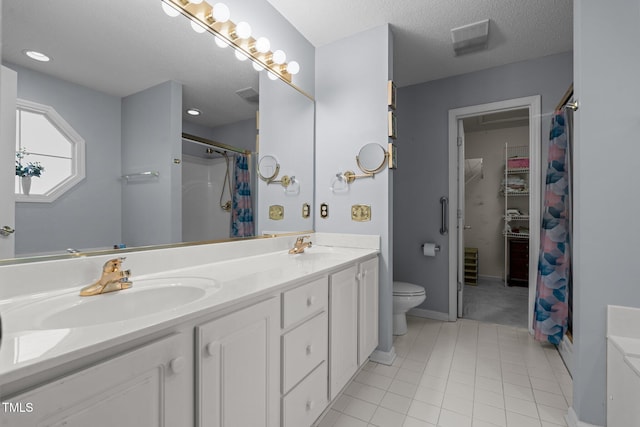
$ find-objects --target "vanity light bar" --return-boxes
[161,0,295,83]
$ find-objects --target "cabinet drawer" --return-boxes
[282,277,328,328]
[282,362,328,427]
[282,311,328,393]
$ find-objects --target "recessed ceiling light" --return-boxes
[186,108,201,116]
[23,50,51,62]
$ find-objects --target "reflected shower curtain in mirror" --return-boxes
[231,154,254,237]
[533,110,572,344]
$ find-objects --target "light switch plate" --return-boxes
[269,205,284,220]
[351,204,371,222]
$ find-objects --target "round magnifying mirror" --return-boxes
[356,143,388,174]
[258,155,280,182]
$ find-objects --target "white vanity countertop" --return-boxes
[0,243,378,387]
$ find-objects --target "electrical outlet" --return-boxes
[302,203,310,218]
[320,203,329,218]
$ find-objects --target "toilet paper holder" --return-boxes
[421,243,441,252]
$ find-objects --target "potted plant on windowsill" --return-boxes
[16,148,44,196]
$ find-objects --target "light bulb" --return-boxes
[186,108,201,116]
[267,71,278,81]
[214,36,229,48]
[286,61,300,75]
[234,50,248,61]
[189,0,203,3]
[212,3,230,23]
[252,61,264,71]
[235,21,252,39]
[272,49,286,65]
[190,20,207,33]
[161,2,180,17]
[255,37,270,53]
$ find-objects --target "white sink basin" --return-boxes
[6,277,220,330]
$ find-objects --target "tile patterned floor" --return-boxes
[315,316,572,427]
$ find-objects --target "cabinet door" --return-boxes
[2,334,192,427]
[329,265,358,400]
[358,257,379,366]
[197,297,280,427]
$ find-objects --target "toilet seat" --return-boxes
[393,281,425,297]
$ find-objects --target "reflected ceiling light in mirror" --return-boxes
[23,50,51,62]
[161,2,181,17]
[186,108,201,116]
[160,0,299,83]
[189,0,204,3]
[234,50,248,61]
[214,35,229,48]
[252,61,264,71]
[190,20,207,33]
[267,71,279,81]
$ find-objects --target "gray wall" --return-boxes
[257,74,315,234]
[7,63,122,255]
[394,52,572,316]
[573,0,640,424]
[316,25,394,356]
[121,81,182,247]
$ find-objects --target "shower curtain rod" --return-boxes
[556,83,574,111]
[182,132,250,155]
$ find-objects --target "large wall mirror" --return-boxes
[0,0,315,264]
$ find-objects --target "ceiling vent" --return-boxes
[451,19,490,56]
[235,87,259,104]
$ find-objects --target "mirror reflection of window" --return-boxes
[14,100,85,201]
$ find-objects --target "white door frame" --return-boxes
[0,66,18,260]
[447,95,541,333]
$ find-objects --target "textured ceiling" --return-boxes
[267,0,573,87]
[2,0,573,129]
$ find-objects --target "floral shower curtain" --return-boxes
[533,110,572,344]
[231,154,254,238]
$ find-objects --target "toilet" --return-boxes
[393,281,426,335]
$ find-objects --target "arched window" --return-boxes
[15,99,86,202]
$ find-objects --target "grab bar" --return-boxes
[122,171,160,181]
[440,197,448,235]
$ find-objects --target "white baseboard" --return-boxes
[369,346,396,366]
[567,407,603,427]
[408,308,450,322]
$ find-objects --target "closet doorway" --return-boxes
[447,96,541,333]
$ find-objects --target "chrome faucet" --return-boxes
[80,257,132,296]
[289,235,312,254]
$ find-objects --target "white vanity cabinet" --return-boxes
[2,333,193,427]
[196,297,280,427]
[329,256,379,400]
[280,277,329,427]
[329,265,359,400]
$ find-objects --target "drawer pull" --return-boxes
[305,400,314,411]
[169,356,185,374]
[306,344,313,355]
[306,296,315,307]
